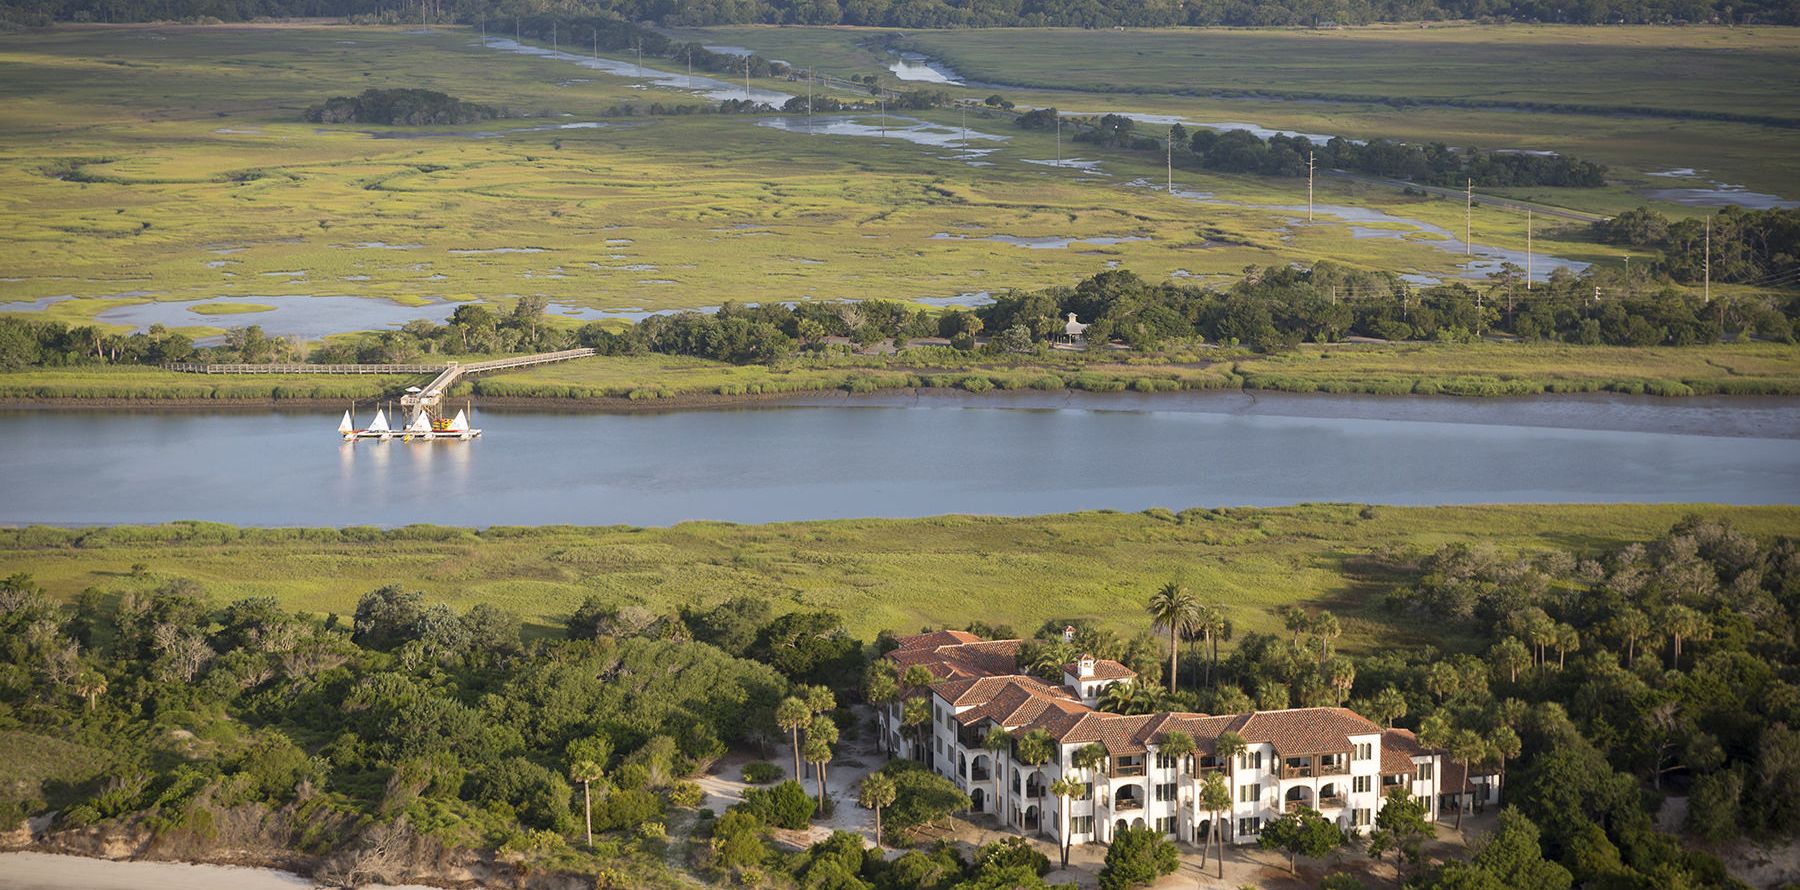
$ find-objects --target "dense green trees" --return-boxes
[1098,824,1179,889]
[305,88,499,125]
[1593,205,1800,286]
[1183,130,1608,188]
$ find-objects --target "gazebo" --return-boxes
[1060,312,1089,346]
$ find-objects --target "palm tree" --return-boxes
[858,772,897,847]
[806,715,839,815]
[1199,771,1231,878]
[1015,729,1056,836]
[1146,581,1200,694]
[1050,775,1082,869]
[565,735,612,848]
[1156,730,1196,840]
[776,696,810,781]
[1324,655,1356,705]
[1310,611,1341,664]
[1278,605,1308,649]
[1487,725,1521,792]
[901,697,931,763]
[1490,637,1531,684]
[1213,731,1247,868]
[864,662,899,753]
[1662,604,1709,670]
[74,668,106,711]
[1370,686,1408,729]
[1611,607,1651,667]
[1553,623,1580,669]
[1447,728,1486,830]
[983,725,1011,826]
[1098,680,1158,715]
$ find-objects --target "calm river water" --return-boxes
[2,392,1796,527]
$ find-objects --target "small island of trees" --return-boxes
[304,88,501,126]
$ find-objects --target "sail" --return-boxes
[448,409,469,432]
[406,411,431,433]
[338,410,353,434]
[368,409,390,433]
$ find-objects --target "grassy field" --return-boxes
[677,24,1800,203]
[4,341,1795,401]
[0,22,1678,339]
[5,505,1794,647]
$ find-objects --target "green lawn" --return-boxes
[5,505,1794,649]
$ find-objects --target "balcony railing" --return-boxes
[1115,798,1145,811]
[1110,763,1147,778]
[1025,786,1046,799]
[1318,795,1347,809]
[1278,761,1349,779]
[1284,800,1314,813]
[971,769,991,782]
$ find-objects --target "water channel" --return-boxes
[3,392,1794,527]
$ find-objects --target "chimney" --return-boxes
[1078,654,1095,679]
[1062,625,1076,644]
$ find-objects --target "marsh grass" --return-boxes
[5,505,1793,648]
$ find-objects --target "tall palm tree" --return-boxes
[858,772,897,847]
[565,735,611,848]
[1213,731,1247,853]
[807,715,839,815]
[1015,728,1056,836]
[1447,728,1486,830]
[864,662,899,753]
[1050,775,1082,869]
[1324,656,1356,705]
[1310,611,1341,664]
[901,697,931,764]
[74,668,106,711]
[1662,604,1710,670]
[1146,581,1200,694]
[1156,730,1196,841]
[1371,686,1408,728]
[1072,742,1108,839]
[1098,680,1158,715]
[983,725,1012,826]
[1199,771,1231,878]
[1611,607,1651,667]
[776,696,809,781]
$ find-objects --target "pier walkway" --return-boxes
[165,348,597,415]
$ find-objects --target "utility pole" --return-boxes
[593,33,597,63]
[1307,151,1315,221]
[1703,216,1712,304]
[636,42,642,77]
[1166,129,1174,194]
[550,22,555,52]
[1465,178,1473,256]
[880,96,887,136]
[514,16,519,42]
[687,47,692,90]
[744,57,750,100]
[806,67,813,134]
[960,104,967,149]
[1055,114,1062,167]
[1525,209,1532,290]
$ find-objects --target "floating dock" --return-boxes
[340,405,479,442]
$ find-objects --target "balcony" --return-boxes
[1278,760,1349,780]
[971,768,991,782]
[1115,797,1145,811]
[1284,800,1313,813]
[1318,795,1347,809]
[1024,785,1046,799]
[1110,760,1147,778]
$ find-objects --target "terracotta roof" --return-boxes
[1381,728,1428,775]
[887,638,1022,682]
[1232,708,1383,755]
[894,629,984,650]
[937,674,1073,709]
[1063,659,1137,681]
[1440,758,1494,794]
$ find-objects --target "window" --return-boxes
[1418,763,1434,781]
[1155,753,1181,770]
[1354,776,1372,793]
[1237,816,1263,836]
[1239,750,1264,770]
[1155,782,1178,802]
[1155,816,1177,835]
[1071,816,1093,835]
[1075,782,1093,801]
[1239,783,1261,804]
[1353,808,1370,827]
[1353,742,1373,761]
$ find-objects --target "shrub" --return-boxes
[973,835,1051,876]
[741,761,783,784]
[592,788,663,833]
[1099,825,1179,889]
[667,781,704,808]
[741,780,813,829]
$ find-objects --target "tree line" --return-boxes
[8,0,1795,29]
[303,88,501,126]
[1049,112,1608,188]
[1593,205,1800,287]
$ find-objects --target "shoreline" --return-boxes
[5,377,1800,414]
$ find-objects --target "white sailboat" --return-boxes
[368,408,392,440]
[338,410,354,439]
[405,411,432,439]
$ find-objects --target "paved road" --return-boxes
[1324,170,1607,223]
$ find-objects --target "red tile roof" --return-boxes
[1231,708,1383,755]
[894,629,985,650]
[1064,659,1137,681]
[1381,728,1428,775]
[887,638,1022,682]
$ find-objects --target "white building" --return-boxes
[880,630,1494,847]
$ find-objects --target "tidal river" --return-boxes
[1,392,1796,527]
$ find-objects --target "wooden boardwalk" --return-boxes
[166,348,598,415]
